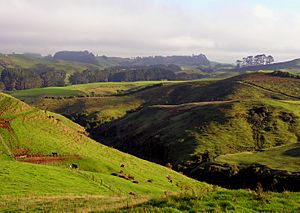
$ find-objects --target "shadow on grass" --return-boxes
[283,146,300,157]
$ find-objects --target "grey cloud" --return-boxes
[0,0,300,62]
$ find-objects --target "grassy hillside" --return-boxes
[100,99,300,165]
[216,142,300,172]
[133,72,300,104]
[2,72,300,211]
[9,72,300,157]
[0,92,210,211]
[9,80,214,126]
[89,72,300,190]
[0,53,98,73]
[129,188,300,212]
[10,73,300,161]
[7,81,165,103]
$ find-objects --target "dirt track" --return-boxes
[15,155,81,164]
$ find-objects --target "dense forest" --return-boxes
[0,65,66,91]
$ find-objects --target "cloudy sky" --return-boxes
[1,0,300,62]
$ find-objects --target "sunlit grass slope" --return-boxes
[0,92,209,211]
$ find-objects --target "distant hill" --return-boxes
[120,54,210,67]
[53,50,99,65]
[236,58,300,72]
[22,52,43,59]
[0,53,98,72]
[96,55,129,67]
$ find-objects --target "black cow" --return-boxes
[70,164,78,169]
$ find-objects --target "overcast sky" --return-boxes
[1,0,300,63]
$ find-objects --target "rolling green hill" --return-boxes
[6,72,300,184]
[0,92,210,211]
[216,142,300,172]
[100,99,300,165]
[91,72,300,190]
[7,81,165,103]
[2,72,300,211]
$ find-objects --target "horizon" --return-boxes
[3,50,298,65]
[1,0,300,63]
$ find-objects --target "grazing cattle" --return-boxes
[128,175,134,180]
[132,180,139,184]
[129,192,136,196]
[167,175,173,183]
[120,164,125,168]
[70,164,78,169]
[52,152,58,157]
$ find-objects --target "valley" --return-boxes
[3,0,300,211]
[1,54,300,211]
[7,70,300,192]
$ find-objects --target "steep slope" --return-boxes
[0,92,209,211]
[99,99,300,166]
[93,72,300,190]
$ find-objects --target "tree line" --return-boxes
[0,64,206,91]
[236,54,274,68]
[69,65,183,84]
[0,64,66,91]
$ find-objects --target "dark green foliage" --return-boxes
[269,70,300,79]
[0,65,66,90]
[109,68,176,82]
[247,106,274,150]
[1,67,43,90]
[69,65,181,84]
[34,64,66,87]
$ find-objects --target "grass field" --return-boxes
[1,71,300,211]
[0,92,213,211]
[8,79,218,103]
[7,81,171,103]
[10,72,300,166]
[216,143,300,172]
[128,188,300,212]
[100,98,300,167]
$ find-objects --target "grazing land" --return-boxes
[1,71,300,211]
